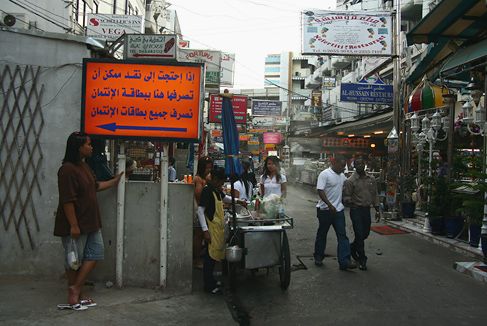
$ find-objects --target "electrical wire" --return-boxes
[7,0,70,31]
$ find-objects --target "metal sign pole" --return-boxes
[160,143,169,288]
[116,142,126,288]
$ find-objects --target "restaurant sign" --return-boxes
[302,10,392,56]
[340,77,393,104]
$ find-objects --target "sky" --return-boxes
[170,0,336,89]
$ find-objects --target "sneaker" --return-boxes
[314,260,323,267]
[339,261,357,270]
[359,263,367,271]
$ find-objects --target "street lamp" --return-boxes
[410,110,449,231]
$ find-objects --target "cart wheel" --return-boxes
[279,230,291,290]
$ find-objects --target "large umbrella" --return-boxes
[221,91,243,235]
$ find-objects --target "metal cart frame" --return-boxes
[227,214,294,290]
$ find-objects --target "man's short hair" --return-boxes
[211,167,226,181]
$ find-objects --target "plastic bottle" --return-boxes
[188,175,193,183]
[183,175,188,183]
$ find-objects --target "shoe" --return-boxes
[359,263,367,271]
[206,287,222,295]
[339,261,357,270]
[314,260,323,267]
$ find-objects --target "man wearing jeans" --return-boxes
[314,156,356,270]
[343,158,379,271]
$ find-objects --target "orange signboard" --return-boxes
[81,59,204,141]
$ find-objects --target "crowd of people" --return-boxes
[54,132,379,307]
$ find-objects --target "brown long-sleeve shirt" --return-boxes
[343,172,379,208]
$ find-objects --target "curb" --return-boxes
[384,219,484,260]
[453,262,487,283]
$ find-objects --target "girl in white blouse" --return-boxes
[259,156,287,199]
[232,161,254,201]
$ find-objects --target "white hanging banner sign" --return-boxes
[301,10,393,56]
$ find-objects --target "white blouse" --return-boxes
[260,174,287,198]
[233,180,253,201]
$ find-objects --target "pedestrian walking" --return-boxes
[343,158,380,271]
[313,156,356,270]
[54,132,123,310]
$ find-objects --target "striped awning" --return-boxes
[407,0,487,45]
[406,77,448,113]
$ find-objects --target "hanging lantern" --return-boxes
[431,111,442,131]
[411,112,420,133]
[462,101,473,123]
[475,104,485,125]
[441,116,450,134]
[421,116,431,133]
[406,76,448,113]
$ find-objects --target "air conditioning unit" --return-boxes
[1,13,28,29]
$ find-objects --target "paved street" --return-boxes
[1,183,487,326]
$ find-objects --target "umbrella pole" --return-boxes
[230,166,237,243]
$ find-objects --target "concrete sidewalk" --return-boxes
[0,275,235,326]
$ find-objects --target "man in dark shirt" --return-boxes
[343,158,379,271]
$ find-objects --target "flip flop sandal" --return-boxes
[80,298,97,307]
[57,303,88,311]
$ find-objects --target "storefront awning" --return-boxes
[440,38,487,78]
[315,110,393,137]
[406,38,452,84]
[406,0,487,45]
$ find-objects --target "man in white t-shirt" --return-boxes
[314,156,356,270]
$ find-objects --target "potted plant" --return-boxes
[426,175,448,235]
[453,155,487,250]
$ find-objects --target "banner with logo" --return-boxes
[87,14,143,41]
[340,77,393,104]
[302,10,392,56]
[178,49,221,86]
[220,53,235,87]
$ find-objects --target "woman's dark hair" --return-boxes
[62,131,90,164]
[262,156,281,182]
[238,161,252,198]
[196,156,213,177]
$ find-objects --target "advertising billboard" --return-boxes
[125,34,177,59]
[87,14,143,41]
[209,94,247,124]
[302,10,392,56]
[251,100,282,116]
[178,49,221,86]
[263,132,283,144]
[81,59,204,141]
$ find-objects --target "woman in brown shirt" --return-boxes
[55,132,122,309]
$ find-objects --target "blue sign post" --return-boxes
[340,78,393,104]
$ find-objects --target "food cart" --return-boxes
[225,205,294,290]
